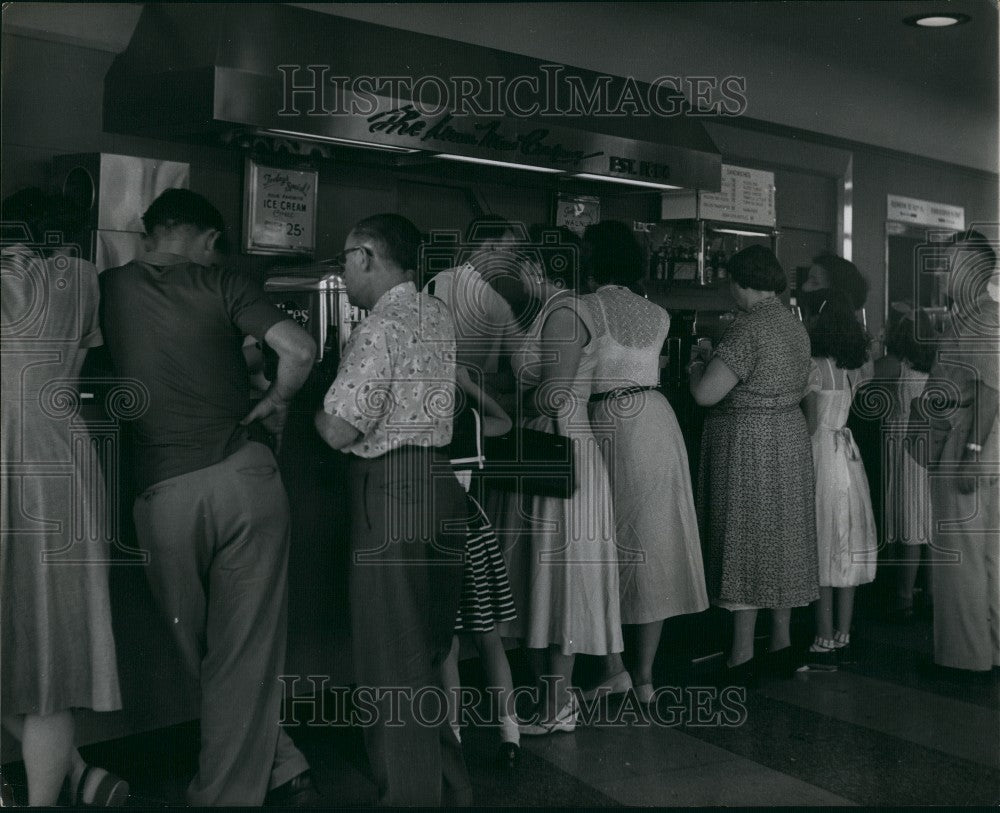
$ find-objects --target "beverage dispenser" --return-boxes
[262,268,367,407]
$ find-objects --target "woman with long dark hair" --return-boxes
[799,289,877,670]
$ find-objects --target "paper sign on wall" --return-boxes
[555,194,600,236]
[244,159,318,254]
[698,165,776,227]
[887,195,965,230]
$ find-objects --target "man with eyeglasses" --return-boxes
[315,213,471,806]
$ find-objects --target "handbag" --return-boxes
[482,425,576,498]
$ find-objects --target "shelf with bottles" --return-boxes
[646,218,778,291]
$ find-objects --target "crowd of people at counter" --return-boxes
[2,186,997,806]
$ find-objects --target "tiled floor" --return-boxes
[4,595,998,807]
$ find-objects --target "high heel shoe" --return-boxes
[518,695,579,736]
[719,657,757,688]
[581,669,633,701]
[762,646,800,680]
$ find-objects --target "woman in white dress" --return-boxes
[580,221,708,702]
[882,306,937,618]
[514,227,623,735]
[801,290,878,669]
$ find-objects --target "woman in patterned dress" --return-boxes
[513,228,623,734]
[580,221,708,703]
[689,245,818,684]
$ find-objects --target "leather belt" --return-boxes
[589,385,657,404]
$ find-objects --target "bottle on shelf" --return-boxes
[648,246,660,280]
[789,294,803,321]
[716,250,728,281]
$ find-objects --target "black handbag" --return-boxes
[481,425,576,499]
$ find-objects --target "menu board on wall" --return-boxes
[243,159,318,254]
[698,164,776,227]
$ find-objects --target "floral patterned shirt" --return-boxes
[323,281,457,457]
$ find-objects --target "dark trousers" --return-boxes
[349,447,472,806]
[132,442,309,805]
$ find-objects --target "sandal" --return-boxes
[519,695,579,736]
[65,765,129,807]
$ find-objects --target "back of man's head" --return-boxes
[142,189,225,238]
[352,214,422,272]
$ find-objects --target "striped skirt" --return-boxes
[454,495,518,634]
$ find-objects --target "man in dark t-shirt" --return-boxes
[100,189,317,805]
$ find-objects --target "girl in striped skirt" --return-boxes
[440,366,520,768]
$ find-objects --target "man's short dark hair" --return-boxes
[352,213,422,271]
[728,244,787,294]
[142,188,225,235]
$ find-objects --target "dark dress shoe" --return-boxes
[888,606,916,624]
[265,771,321,807]
[835,643,856,665]
[497,741,521,770]
[720,658,757,688]
[763,646,800,679]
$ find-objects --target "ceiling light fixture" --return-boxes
[711,227,773,238]
[572,173,681,191]
[903,13,970,27]
[434,154,565,173]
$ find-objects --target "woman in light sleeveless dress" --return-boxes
[513,229,622,735]
[881,308,937,618]
[801,291,877,669]
[580,221,707,702]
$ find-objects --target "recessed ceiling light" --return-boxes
[903,13,970,27]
